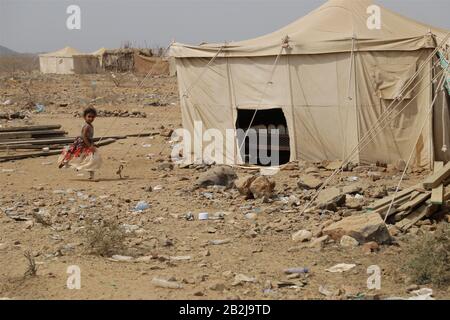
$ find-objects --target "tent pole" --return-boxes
[226,56,238,165]
[286,54,298,161]
[353,36,360,165]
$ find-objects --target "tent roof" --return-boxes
[92,47,107,56]
[170,0,449,58]
[39,46,83,58]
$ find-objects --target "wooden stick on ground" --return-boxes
[0,130,67,140]
[0,125,61,132]
[0,138,117,162]
[367,183,424,211]
[423,161,450,190]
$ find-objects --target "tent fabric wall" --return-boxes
[355,50,433,167]
[176,49,437,167]
[39,56,75,74]
[134,53,169,75]
[177,52,358,165]
[72,55,100,74]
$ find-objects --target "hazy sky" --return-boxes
[1,0,450,53]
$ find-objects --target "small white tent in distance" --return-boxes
[39,46,100,74]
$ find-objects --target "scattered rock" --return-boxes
[388,225,401,237]
[209,282,226,291]
[325,161,344,171]
[292,230,313,242]
[194,166,237,189]
[157,162,174,171]
[297,175,322,190]
[231,274,256,286]
[362,241,379,254]
[318,194,346,212]
[406,284,420,293]
[368,171,382,181]
[319,284,342,297]
[326,263,356,273]
[323,213,392,244]
[209,239,232,245]
[110,255,134,262]
[151,277,183,289]
[345,197,364,210]
[309,235,329,249]
[340,235,359,248]
[249,176,275,199]
[235,175,256,198]
[367,186,388,199]
[305,166,319,174]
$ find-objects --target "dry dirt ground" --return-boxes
[0,72,449,300]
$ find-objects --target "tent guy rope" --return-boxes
[299,32,450,215]
[384,69,449,222]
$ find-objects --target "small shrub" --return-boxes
[84,218,127,257]
[23,250,37,277]
[404,224,450,287]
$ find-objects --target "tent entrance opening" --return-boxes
[236,108,290,166]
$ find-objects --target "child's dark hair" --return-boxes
[83,107,97,117]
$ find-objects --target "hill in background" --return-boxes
[0,45,19,56]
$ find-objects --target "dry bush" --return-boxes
[405,223,450,287]
[84,218,127,257]
[23,250,37,277]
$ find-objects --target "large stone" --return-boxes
[309,235,329,249]
[345,198,364,210]
[367,186,388,199]
[325,161,344,171]
[235,175,256,198]
[305,166,319,174]
[235,175,275,199]
[292,230,313,242]
[249,176,275,199]
[317,185,362,203]
[323,213,392,244]
[318,194,346,212]
[297,175,322,190]
[194,166,237,189]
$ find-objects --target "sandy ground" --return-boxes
[0,72,449,300]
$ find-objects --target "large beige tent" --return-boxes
[39,47,100,74]
[170,0,450,168]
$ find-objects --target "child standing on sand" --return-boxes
[58,107,102,180]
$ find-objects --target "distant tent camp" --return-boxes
[92,47,107,67]
[92,47,107,57]
[39,46,100,74]
[170,0,450,168]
